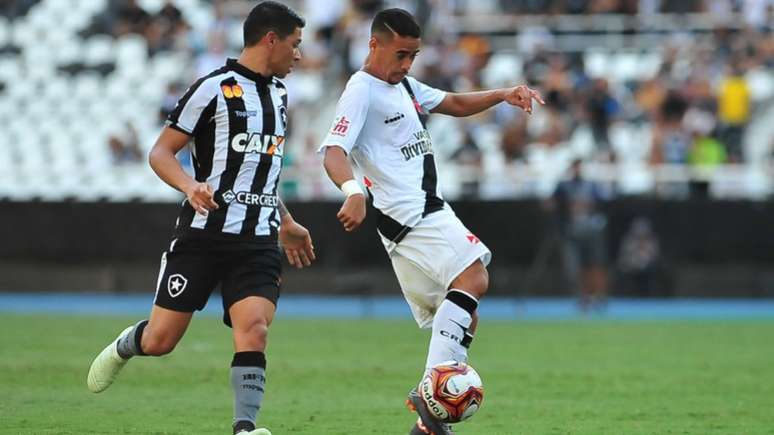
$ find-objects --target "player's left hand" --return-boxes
[279,219,315,269]
[504,85,545,114]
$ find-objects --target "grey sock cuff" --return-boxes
[116,319,148,359]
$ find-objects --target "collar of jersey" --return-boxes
[226,58,272,86]
[358,69,395,86]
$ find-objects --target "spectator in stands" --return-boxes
[450,128,484,199]
[542,55,574,110]
[113,0,151,37]
[0,0,37,19]
[108,122,143,165]
[651,90,691,164]
[551,159,611,311]
[501,115,529,162]
[145,0,187,55]
[586,78,620,156]
[457,34,491,91]
[157,0,184,27]
[634,77,667,121]
[717,61,751,162]
[159,82,184,125]
[617,217,661,296]
[686,107,726,169]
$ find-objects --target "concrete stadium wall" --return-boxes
[1,200,773,297]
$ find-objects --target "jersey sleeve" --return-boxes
[166,77,218,136]
[317,79,370,155]
[406,76,447,113]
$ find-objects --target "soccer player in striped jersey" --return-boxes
[86,3,313,435]
[318,9,544,435]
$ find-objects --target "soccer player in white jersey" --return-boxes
[318,9,544,435]
[86,3,314,435]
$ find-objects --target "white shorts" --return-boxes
[380,208,492,329]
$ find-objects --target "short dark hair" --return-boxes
[243,1,305,47]
[371,8,421,39]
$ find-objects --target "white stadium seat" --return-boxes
[84,36,116,66]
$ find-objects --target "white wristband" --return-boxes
[340,179,364,197]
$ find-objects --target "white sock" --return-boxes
[425,289,478,370]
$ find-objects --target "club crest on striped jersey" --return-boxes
[231,132,285,156]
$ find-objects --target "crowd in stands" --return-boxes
[126,0,772,194]
[2,0,772,200]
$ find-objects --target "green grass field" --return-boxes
[1,314,773,434]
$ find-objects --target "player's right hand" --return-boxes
[337,194,366,232]
[184,182,219,216]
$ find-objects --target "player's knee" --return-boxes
[451,261,489,300]
[141,334,178,356]
[470,269,489,299]
[235,318,269,348]
[458,266,488,300]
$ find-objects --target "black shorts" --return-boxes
[153,234,282,326]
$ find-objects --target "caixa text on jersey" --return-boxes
[231,132,285,157]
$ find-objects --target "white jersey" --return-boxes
[318,71,447,227]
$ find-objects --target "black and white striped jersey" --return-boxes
[167,58,288,244]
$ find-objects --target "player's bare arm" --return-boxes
[323,147,366,232]
[148,127,219,216]
[277,199,316,268]
[432,85,545,117]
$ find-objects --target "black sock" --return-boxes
[116,320,148,359]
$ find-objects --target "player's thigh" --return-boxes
[397,210,491,292]
[391,253,446,329]
[220,247,282,328]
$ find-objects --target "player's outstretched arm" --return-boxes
[322,147,366,232]
[149,127,219,216]
[431,85,545,117]
[278,199,316,269]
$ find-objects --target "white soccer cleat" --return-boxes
[87,325,134,393]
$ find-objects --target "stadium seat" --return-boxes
[0,18,9,46]
[482,53,523,88]
[84,36,116,66]
[584,49,609,79]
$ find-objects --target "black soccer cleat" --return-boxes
[410,417,430,434]
[406,388,454,435]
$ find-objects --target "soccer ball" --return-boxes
[419,361,484,423]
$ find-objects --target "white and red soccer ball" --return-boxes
[419,361,484,423]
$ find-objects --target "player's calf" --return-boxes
[139,328,179,356]
[425,289,478,368]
